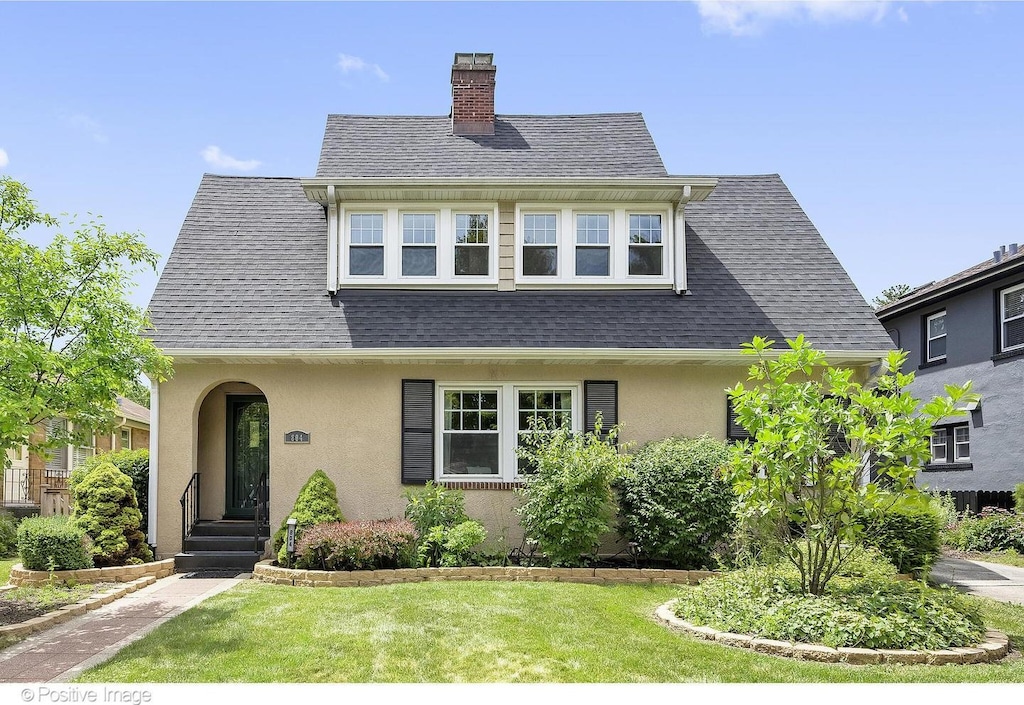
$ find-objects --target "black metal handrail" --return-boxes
[253,471,269,554]
[179,472,200,549]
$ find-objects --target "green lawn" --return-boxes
[76,580,1024,683]
[0,558,16,586]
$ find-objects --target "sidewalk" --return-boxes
[0,573,244,683]
[931,556,1024,605]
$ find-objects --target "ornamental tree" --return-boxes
[0,177,172,466]
[726,335,974,595]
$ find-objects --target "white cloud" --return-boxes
[65,113,108,143]
[336,53,389,82]
[695,0,893,36]
[200,145,261,172]
[0,148,8,169]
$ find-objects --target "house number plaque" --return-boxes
[284,430,310,444]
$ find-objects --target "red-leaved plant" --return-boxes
[293,519,418,571]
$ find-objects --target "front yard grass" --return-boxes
[76,580,1024,683]
[0,558,16,585]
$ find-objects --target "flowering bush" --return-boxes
[293,519,417,571]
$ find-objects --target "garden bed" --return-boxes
[9,558,174,587]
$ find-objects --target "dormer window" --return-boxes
[401,213,437,277]
[454,214,490,276]
[575,214,610,277]
[523,213,558,276]
[349,213,385,276]
[629,214,663,276]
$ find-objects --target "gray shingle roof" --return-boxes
[315,114,667,178]
[148,174,892,352]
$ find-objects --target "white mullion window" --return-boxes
[930,428,949,464]
[454,213,490,276]
[348,213,386,277]
[516,387,575,474]
[953,426,970,462]
[522,213,559,276]
[1000,283,1024,352]
[440,388,501,476]
[401,213,437,277]
[628,213,664,276]
[575,214,610,277]
[926,311,947,362]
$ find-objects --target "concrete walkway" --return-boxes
[0,573,244,683]
[931,556,1024,605]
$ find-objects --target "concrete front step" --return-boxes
[175,551,264,572]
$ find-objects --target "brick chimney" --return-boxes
[451,52,496,136]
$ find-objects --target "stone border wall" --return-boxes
[655,600,1011,665]
[10,559,175,587]
[0,575,158,642]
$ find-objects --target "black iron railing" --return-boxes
[253,471,269,554]
[180,472,200,548]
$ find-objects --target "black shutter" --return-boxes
[584,380,618,436]
[726,397,753,441]
[401,380,435,485]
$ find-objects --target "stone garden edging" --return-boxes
[252,560,723,587]
[655,599,1012,665]
[0,575,159,642]
[9,558,175,588]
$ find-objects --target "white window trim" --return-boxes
[1000,282,1024,353]
[120,427,133,451]
[339,203,499,287]
[953,425,971,462]
[573,211,613,278]
[930,428,948,464]
[515,203,674,288]
[926,310,947,362]
[435,381,582,482]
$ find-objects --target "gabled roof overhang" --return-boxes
[300,176,718,205]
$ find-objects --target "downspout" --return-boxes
[148,380,159,549]
[327,184,339,293]
[673,185,692,295]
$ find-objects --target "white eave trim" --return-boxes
[161,346,890,365]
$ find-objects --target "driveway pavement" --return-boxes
[931,556,1024,605]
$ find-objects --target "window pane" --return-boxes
[524,214,557,244]
[403,214,436,244]
[402,247,436,276]
[350,214,383,244]
[1004,287,1024,320]
[929,336,946,360]
[463,411,479,431]
[929,315,946,338]
[629,214,662,244]
[455,214,488,244]
[443,434,500,475]
[576,247,610,276]
[1005,318,1024,350]
[524,246,558,276]
[455,246,489,276]
[350,246,384,275]
[480,392,497,410]
[954,426,969,443]
[629,246,662,275]
[576,214,609,244]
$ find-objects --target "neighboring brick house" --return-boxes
[876,244,1024,501]
[2,396,150,512]
[147,53,893,568]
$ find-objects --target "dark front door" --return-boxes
[226,395,269,519]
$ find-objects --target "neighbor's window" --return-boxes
[930,424,970,465]
[926,311,947,362]
[120,428,132,450]
[402,214,437,277]
[629,214,663,276]
[523,214,558,276]
[349,213,385,276]
[930,428,948,464]
[454,214,489,276]
[441,390,500,475]
[575,214,610,277]
[516,388,574,472]
[954,425,970,462]
[1000,282,1024,352]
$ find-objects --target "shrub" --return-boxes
[674,564,984,650]
[70,461,153,567]
[17,515,93,571]
[946,511,1024,553]
[274,470,345,566]
[294,519,417,571]
[404,481,467,537]
[418,520,487,567]
[0,511,18,556]
[75,450,149,535]
[615,436,734,569]
[860,499,943,575]
[1015,483,1024,514]
[515,417,631,567]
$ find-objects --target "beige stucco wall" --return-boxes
[154,360,774,558]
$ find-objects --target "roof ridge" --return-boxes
[324,112,647,119]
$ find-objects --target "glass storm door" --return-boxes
[226,396,269,518]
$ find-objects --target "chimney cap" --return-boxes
[453,52,494,67]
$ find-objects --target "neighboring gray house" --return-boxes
[877,245,1024,494]
[146,53,893,568]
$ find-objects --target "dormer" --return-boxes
[301,54,716,294]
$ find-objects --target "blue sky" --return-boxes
[1,1,1022,308]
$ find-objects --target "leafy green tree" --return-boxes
[0,177,171,466]
[872,283,912,309]
[726,335,974,595]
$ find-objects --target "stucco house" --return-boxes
[148,53,893,569]
[877,244,1024,507]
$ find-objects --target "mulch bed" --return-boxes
[0,583,112,626]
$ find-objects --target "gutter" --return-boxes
[878,257,1024,321]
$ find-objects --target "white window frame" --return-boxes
[436,382,581,482]
[574,212,612,278]
[926,310,947,363]
[521,211,560,278]
[400,211,439,279]
[1000,282,1024,353]
[338,203,499,287]
[628,212,665,277]
[453,212,493,278]
[120,427,132,450]
[953,425,970,462]
[515,203,674,287]
[930,428,948,464]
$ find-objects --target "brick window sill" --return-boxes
[922,462,973,472]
